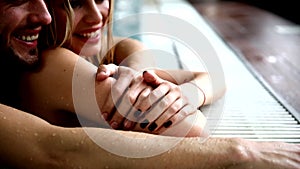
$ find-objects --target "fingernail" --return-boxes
[148,122,157,131]
[110,121,119,129]
[102,113,108,120]
[143,71,148,75]
[163,120,172,128]
[140,119,149,129]
[134,109,142,118]
[124,120,133,129]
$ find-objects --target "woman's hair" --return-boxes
[39,0,115,65]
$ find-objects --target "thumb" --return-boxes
[96,64,118,81]
[143,70,163,87]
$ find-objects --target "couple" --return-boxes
[1,0,300,169]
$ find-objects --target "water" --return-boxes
[113,0,142,41]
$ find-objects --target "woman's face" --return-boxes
[52,0,110,56]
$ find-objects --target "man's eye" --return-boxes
[95,0,105,4]
[70,0,83,8]
[4,0,28,6]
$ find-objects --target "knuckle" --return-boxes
[140,90,150,99]
[159,98,169,108]
[168,104,179,114]
[128,94,136,104]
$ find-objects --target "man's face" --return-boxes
[0,0,51,65]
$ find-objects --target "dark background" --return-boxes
[188,0,300,24]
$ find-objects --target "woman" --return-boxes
[20,0,224,136]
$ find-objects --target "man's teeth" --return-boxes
[81,30,100,38]
[20,34,39,42]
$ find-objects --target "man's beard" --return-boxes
[0,44,40,72]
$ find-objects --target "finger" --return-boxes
[147,82,171,106]
[131,82,172,123]
[163,104,197,129]
[110,67,134,107]
[141,87,180,123]
[131,86,152,113]
[123,86,153,129]
[156,104,197,133]
[109,91,133,129]
[131,83,170,120]
[153,98,187,131]
[160,109,206,137]
[143,90,181,132]
[96,64,118,81]
[127,75,148,105]
[123,119,137,130]
[100,67,134,122]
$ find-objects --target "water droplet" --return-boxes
[3,116,6,120]
[105,166,109,169]
[52,133,57,137]
[34,133,39,136]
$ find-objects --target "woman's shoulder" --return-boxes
[42,47,78,58]
[40,47,80,65]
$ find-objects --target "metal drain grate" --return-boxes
[212,93,300,143]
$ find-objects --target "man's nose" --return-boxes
[28,0,52,25]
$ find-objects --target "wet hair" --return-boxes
[39,0,115,64]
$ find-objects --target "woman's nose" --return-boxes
[84,3,102,24]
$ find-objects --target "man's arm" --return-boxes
[1,103,300,169]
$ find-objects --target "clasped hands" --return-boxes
[95,64,206,137]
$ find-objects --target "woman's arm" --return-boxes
[113,37,226,107]
[1,103,300,169]
[20,48,108,126]
[20,47,205,136]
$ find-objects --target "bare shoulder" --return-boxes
[42,47,77,58]
[113,36,145,49]
[40,47,79,65]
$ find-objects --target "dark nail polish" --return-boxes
[163,120,172,128]
[134,109,142,118]
[143,71,148,75]
[148,122,158,131]
[140,119,149,129]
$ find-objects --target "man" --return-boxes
[0,0,51,108]
[1,0,300,169]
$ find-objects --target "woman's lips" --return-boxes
[75,29,101,44]
[79,29,101,38]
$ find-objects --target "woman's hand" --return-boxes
[127,71,197,133]
[125,71,206,137]
[95,65,206,137]
[96,64,136,129]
